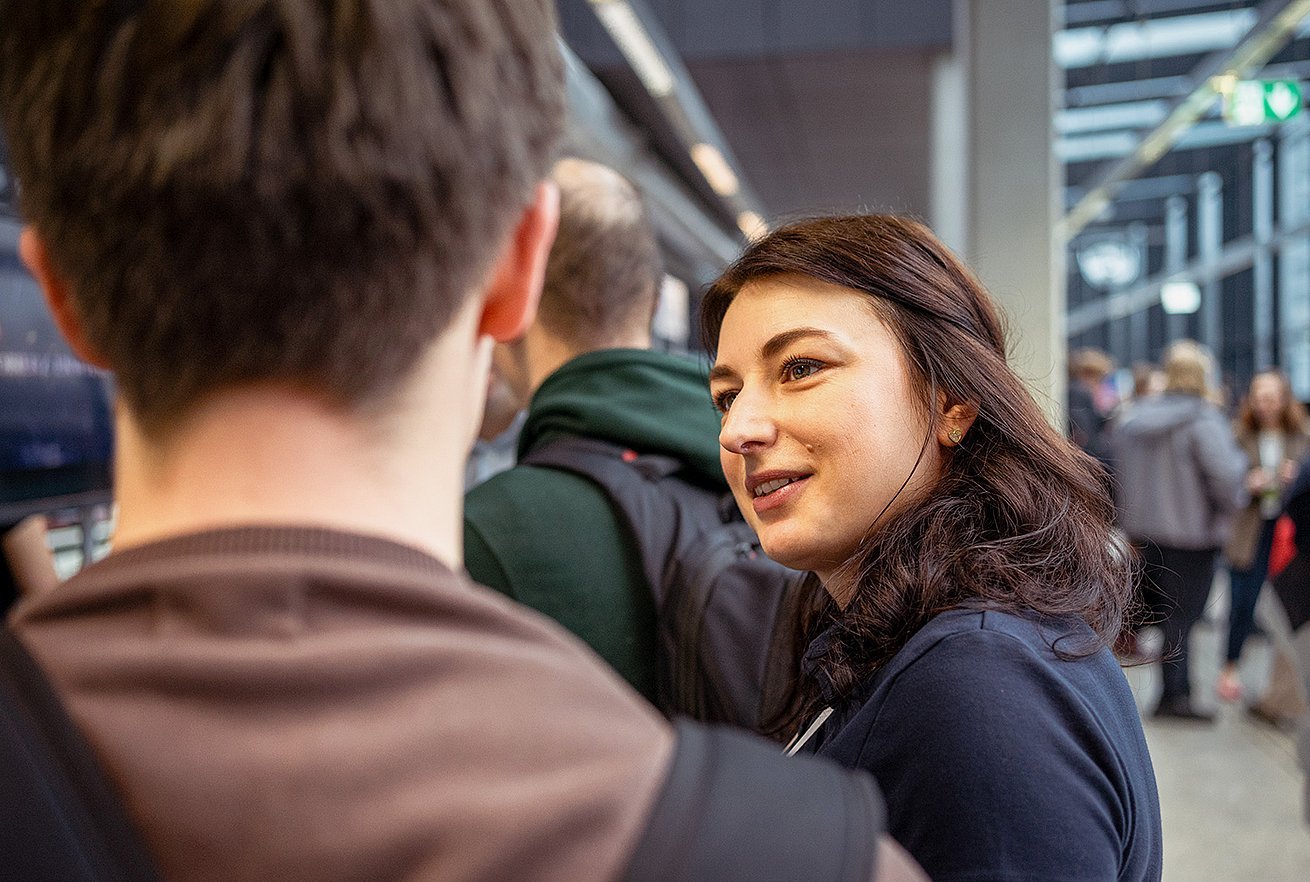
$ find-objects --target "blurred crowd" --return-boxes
[1067,344,1310,745]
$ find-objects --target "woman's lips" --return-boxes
[751,474,811,514]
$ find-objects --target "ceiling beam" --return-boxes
[584,0,768,237]
[1059,0,1310,243]
[1056,7,1258,69]
[1063,0,1257,28]
[1064,58,1310,109]
[1066,215,1310,335]
[560,43,741,276]
[1059,117,1276,163]
[1065,173,1197,210]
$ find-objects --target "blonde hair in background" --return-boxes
[1070,347,1114,384]
[1163,340,1215,398]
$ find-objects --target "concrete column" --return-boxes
[1279,115,1310,398]
[1198,171,1223,355]
[1128,223,1150,364]
[1164,195,1189,344]
[1108,290,1129,369]
[1253,139,1274,370]
[956,0,1063,420]
[930,50,968,256]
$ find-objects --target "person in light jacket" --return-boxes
[1113,340,1248,721]
[1218,370,1310,703]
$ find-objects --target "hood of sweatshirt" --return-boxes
[518,348,725,488]
[1115,393,1212,442]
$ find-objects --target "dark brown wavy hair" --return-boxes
[1236,369,1308,436]
[701,215,1132,737]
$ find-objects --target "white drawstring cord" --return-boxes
[783,706,834,756]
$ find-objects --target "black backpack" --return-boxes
[522,436,808,730]
[0,626,160,881]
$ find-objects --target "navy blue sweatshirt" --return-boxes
[805,608,1162,881]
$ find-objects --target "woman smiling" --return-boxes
[704,215,1162,882]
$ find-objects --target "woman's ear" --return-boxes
[937,394,979,447]
[19,228,110,369]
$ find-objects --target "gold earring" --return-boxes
[947,427,963,444]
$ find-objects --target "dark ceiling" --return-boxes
[557,0,953,225]
[560,1,1309,240]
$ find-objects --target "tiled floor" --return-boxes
[1125,593,1310,881]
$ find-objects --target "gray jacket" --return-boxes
[1112,393,1248,549]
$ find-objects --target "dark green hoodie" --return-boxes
[463,349,723,701]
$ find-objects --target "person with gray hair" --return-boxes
[464,157,682,701]
[1114,340,1248,721]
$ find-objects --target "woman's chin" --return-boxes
[758,542,796,570]
[758,538,817,574]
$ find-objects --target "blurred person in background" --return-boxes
[1067,347,1115,475]
[463,363,525,489]
[1105,356,1168,660]
[1113,340,1247,722]
[464,157,679,704]
[1257,454,1310,819]
[1218,370,1310,703]
[0,514,58,612]
[1132,362,1167,402]
[469,157,809,730]
[1110,362,1167,664]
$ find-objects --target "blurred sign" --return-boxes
[1223,79,1303,126]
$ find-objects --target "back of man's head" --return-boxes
[538,157,661,351]
[0,0,563,439]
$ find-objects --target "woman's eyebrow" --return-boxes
[708,362,737,384]
[760,327,839,362]
[709,328,840,384]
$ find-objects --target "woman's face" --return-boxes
[1250,373,1285,429]
[709,275,941,585]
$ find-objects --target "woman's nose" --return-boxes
[719,389,777,455]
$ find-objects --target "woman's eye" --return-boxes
[782,358,822,382]
[713,390,738,413]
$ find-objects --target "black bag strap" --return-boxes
[522,436,708,607]
[0,626,160,881]
[620,720,882,882]
[522,435,803,728]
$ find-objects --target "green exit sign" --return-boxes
[1224,79,1303,126]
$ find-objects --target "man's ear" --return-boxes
[478,181,560,343]
[19,227,109,369]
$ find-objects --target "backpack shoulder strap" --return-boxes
[522,436,800,728]
[521,436,699,606]
[620,720,883,882]
[0,626,160,881]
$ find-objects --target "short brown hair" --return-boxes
[538,158,661,348]
[0,0,563,435]
[702,215,1130,735]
